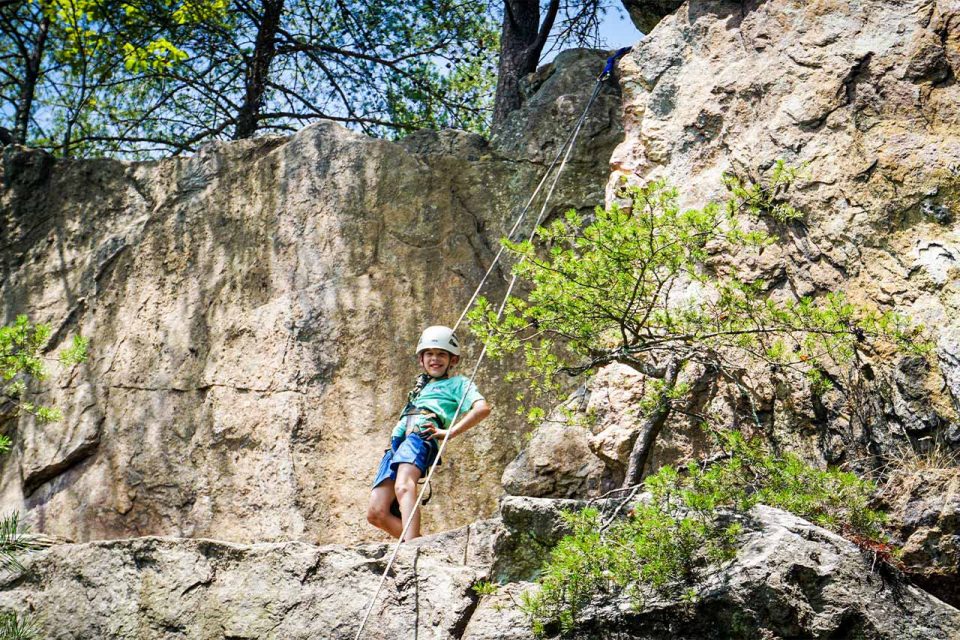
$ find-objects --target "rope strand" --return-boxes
[354,69,611,640]
[453,79,604,332]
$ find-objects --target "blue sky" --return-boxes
[598,4,644,49]
[540,3,643,64]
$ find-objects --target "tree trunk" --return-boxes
[13,13,49,145]
[492,0,559,127]
[622,358,680,487]
[234,0,284,140]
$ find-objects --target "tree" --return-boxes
[491,0,684,126]
[493,0,559,126]
[0,0,226,154]
[0,0,500,157]
[0,0,51,145]
[493,0,612,126]
[469,166,925,487]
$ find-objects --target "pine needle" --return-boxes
[0,611,38,640]
[0,512,49,574]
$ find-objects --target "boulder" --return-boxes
[500,399,611,499]
[620,0,685,34]
[491,495,587,583]
[0,521,498,640]
[881,467,960,608]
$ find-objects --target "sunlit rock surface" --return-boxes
[3,500,957,639]
[606,0,960,471]
[0,50,622,545]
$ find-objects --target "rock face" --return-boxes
[605,0,960,468]
[0,49,623,545]
[881,467,960,608]
[0,521,498,640]
[620,0,685,34]
[3,499,959,640]
[500,0,960,508]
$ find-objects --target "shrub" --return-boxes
[520,432,885,637]
[0,611,37,640]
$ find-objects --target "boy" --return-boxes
[366,325,490,541]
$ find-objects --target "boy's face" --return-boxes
[419,348,458,377]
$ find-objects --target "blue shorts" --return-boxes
[372,433,440,488]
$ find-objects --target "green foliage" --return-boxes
[0,512,48,575]
[384,26,499,138]
[41,0,217,72]
[58,334,90,367]
[520,432,885,636]
[472,580,499,597]
[0,0,229,154]
[3,0,500,156]
[722,159,808,222]
[0,611,37,640]
[468,167,927,423]
[1,315,88,425]
[0,513,43,640]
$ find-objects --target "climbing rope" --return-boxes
[354,47,630,640]
[451,46,631,332]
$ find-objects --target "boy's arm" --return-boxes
[423,399,490,442]
[449,399,490,439]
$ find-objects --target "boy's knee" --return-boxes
[394,478,416,500]
[367,504,387,527]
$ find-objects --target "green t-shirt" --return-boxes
[391,375,485,440]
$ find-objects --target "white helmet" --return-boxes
[416,325,461,356]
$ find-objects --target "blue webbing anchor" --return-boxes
[599,46,632,81]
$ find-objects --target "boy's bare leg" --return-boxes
[367,481,403,538]
[394,463,423,541]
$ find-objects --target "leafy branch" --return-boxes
[0,512,50,574]
[0,315,89,442]
[519,430,887,637]
[469,165,927,486]
[0,512,46,640]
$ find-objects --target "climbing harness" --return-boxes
[354,46,631,640]
[391,372,447,513]
[399,373,446,435]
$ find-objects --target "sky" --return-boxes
[598,4,644,49]
[540,3,644,65]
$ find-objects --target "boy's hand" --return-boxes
[422,422,449,442]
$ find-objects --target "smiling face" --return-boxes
[419,348,458,378]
